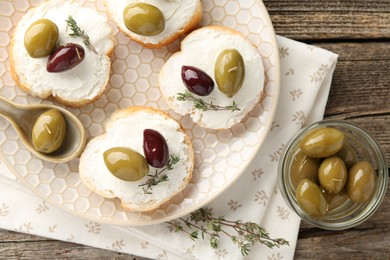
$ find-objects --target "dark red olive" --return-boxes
[143,129,169,168]
[47,43,85,72]
[181,65,214,96]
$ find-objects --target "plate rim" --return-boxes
[0,0,280,226]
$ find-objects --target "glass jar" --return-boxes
[278,119,388,230]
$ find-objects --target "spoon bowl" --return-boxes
[0,96,86,163]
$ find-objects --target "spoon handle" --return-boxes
[0,95,33,152]
[0,95,18,121]
[0,95,87,163]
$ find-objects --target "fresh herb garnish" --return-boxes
[177,91,240,112]
[167,208,289,256]
[139,154,180,194]
[65,15,98,54]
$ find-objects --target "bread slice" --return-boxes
[104,0,202,48]
[79,106,194,212]
[159,26,265,129]
[10,0,114,107]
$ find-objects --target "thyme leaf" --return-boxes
[167,208,289,256]
[139,154,180,194]
[176,91,240,112]
[65,15,98,54]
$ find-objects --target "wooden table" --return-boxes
[1,0,389,259]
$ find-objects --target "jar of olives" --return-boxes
[278,120,388,230]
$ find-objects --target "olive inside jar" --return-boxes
[279,120,388,230]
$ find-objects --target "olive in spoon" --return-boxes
[0,96,86,163]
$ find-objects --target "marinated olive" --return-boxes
[324,189,350,211]
[318,156,347,193]
[299,127,345,158]
[291,150,320,188]
[31,109,66,153]
[123,3,165,36]
[296,179,328,217]
[214,49,245,98]
[347,161,376,203]
[336,143,358,169]
[47,43,85,72]
[103,147,149,181]
[143,129,169,168]
[181,66,215,96]
[24,19,58,58]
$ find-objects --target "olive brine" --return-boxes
[292,126,377,218]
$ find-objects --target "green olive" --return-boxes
[103,147,149,181]
[318,156,347,193]
[324,188,350,211]
[24,19,59,58]
[123,3,165,36]
[214,49,245,98]
[31,109,66,153]
[296,179,328,217]
[347,161,376,203]
[299,127,345,158]
[291,150,320,188]
[336,143,358,169]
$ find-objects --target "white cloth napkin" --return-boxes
[0,36,338,260]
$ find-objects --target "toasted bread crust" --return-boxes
[159,25,264,129]
[104,0,202,49]
[79,106,194,212]
[10,1,114,107]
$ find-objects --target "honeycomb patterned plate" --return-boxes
[0,0,280,225]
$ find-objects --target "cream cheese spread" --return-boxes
[106,0,199,45]
[159,26,265,129]
[79,109,193,211]
[11,0,113,102]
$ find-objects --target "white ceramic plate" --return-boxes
[0,0,280,225]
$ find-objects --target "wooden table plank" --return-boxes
[264,0,390,40]
[270,13,390,40]
[263,0,390,12]
[0,229,134,259]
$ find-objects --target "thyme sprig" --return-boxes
[167,208,289,256]
[65,15,98,54]
[177,91,240,112]
[139,154,180,194]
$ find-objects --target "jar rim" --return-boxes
[278,119,388,230]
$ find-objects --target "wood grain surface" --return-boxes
[1,0,389,259]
